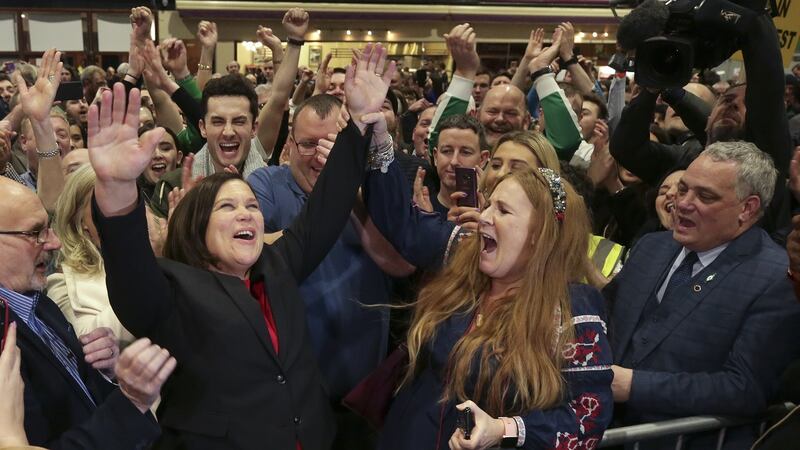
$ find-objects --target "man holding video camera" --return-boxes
[610,0,793,238]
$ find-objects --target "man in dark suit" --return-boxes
[0,176,171,449]
[604,141,800,449]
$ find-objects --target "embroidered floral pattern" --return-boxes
[554,433,600,450]
[562,329,601,367]
[571,394,602,434]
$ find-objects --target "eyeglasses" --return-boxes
[292,138,320,156]
[0,228,51,245]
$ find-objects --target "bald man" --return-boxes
[0,177,165,448]
[226,60,241,75]
[477,84,531,148]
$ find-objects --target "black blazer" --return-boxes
[4,294,159,449]
[94,120,370,450]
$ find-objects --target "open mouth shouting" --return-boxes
[233,228,256,243]
[481,231,497,254]
[674,214,696,234]
[150,161,167,178]
[218,141,241,162]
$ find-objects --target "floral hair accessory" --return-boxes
[538,168,566,223]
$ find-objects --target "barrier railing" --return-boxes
[598,403,795,449]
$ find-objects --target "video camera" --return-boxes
[616,0,775,88]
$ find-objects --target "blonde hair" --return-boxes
[403,168,591,416]
[54,165,103,275]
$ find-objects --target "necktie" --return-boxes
[662,251,699,301]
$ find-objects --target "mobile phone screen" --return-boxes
[455,167,479,208]
[55,81,84,102]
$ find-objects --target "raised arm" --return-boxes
[89,83,173,337]
[428,23,478,155]
[609,89,686,186]
[254,17,300,161]
[528,29,583,161]
[16,49,65,213]
[557,22,595,96]
[195,21,217,91]
[274,37,394,282]
[291,67,314,107]
[742,13,792,234]
[146,38,191,134]
[141,40,202,139]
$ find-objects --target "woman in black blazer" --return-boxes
[87,32,396,449]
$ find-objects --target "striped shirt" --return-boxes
[0,287,96,406]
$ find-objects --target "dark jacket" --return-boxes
[604,227,800,449]
[4,295,159,449]
[93,120,370,450]
[610,14,792,238]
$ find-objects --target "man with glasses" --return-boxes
[248,92,410,450]
[0,177,169,448]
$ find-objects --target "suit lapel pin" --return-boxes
[693,284,702,292]
[705,273,716,282]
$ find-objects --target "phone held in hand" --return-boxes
[455,167,479,208]
[457,406,474,440]
[55,81,84,102]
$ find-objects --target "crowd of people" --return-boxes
[0,4,800,450]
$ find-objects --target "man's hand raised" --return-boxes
[16,48,62,123]
[129,6,153,43]
[444,23,479,80]
[196,21,218,49]
[282,8,309,40]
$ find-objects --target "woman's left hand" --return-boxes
[449,400,504,450]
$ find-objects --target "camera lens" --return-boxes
[651,47,684,76]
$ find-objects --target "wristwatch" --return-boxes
[529,66,554,84]
[562,55,579,67]
[499,417,518,448]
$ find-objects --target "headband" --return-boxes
[538,168,566,223]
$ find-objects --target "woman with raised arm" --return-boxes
[87,10,396,447]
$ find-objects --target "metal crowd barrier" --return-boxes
[598,403,796,449]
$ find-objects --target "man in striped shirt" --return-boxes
[0,177,167,449]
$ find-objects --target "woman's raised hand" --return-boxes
[344,43,396,135]
[89,83,165,215]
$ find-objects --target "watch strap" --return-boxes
[562,55,579,67]
[287,37,305,47]
[530,66,554,84]
[499,416,518,448]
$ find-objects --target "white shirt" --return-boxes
[656,243,729,302]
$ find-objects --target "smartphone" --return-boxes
[456,407,474,440]
[0,298,8,354]
[455,167,479,208]
[55,81,83,102]
[415,68,428,87]
[55,81,84,102]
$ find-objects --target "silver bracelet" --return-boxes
[367,134,394,173]
[36,149,60,159]
[513,416,526,447]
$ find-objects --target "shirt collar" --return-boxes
[0,286,40,326]
[281,165,308,199]
[682,243,729,269]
